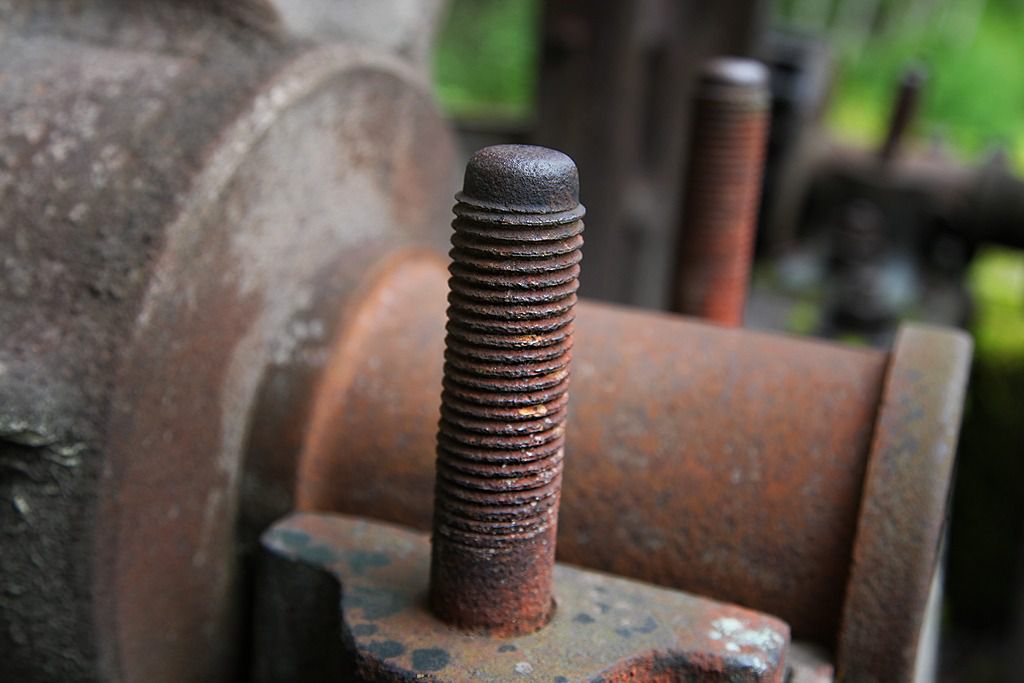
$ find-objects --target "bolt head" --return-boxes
[700,58,770,108]
[458,144,580,214]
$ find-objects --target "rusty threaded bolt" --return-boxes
[429,145,584,636]
[672,57,770,326]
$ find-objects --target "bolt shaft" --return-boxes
[672,58,769,326]
[429,145,583,636]
[879,64,926,164]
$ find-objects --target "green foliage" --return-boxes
[826,1,1024,172]
[786,300,822,334]
[968,247,1024,359]
[434,1,1024,169]
[948,244,1024,635]
[432,0,540,119]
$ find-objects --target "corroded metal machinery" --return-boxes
[754,47,1024,342]
[1,2,971,683]
[254,145,794,682]
[0,2,454,680]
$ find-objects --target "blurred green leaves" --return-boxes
[434,0,1023,170]
[823,1,1024,171]
[969,247,1024,358]
[432,0,540,120]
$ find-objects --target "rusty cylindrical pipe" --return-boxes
[295,249,970,674]
[300,257,886,640]
[429,145,585,635]
[672,57,770,325]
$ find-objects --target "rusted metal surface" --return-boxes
[298,257,892,645]
[255,512,790,682]
[672,57,770,325]
[0,6,973,682]
[837,324,972,683]
[0,2,456,680]
[429,146,585,635]
[298,300,971,681]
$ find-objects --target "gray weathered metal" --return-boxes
[0,2,455,680]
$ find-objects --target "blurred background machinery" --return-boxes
[0,0,1017,681]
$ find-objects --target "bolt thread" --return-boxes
[430,145,583,635]
[436,204,582,542]
[673,58,769,326]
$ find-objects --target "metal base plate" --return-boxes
[255,513,790,682]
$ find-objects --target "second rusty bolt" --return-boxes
[672,57,770,326]
[429,145,584,636]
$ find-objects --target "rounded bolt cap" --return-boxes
[457,144,580,214]
[699,57,770,108]
[702,57,769,87]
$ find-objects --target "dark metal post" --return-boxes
[879,65,926,164]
